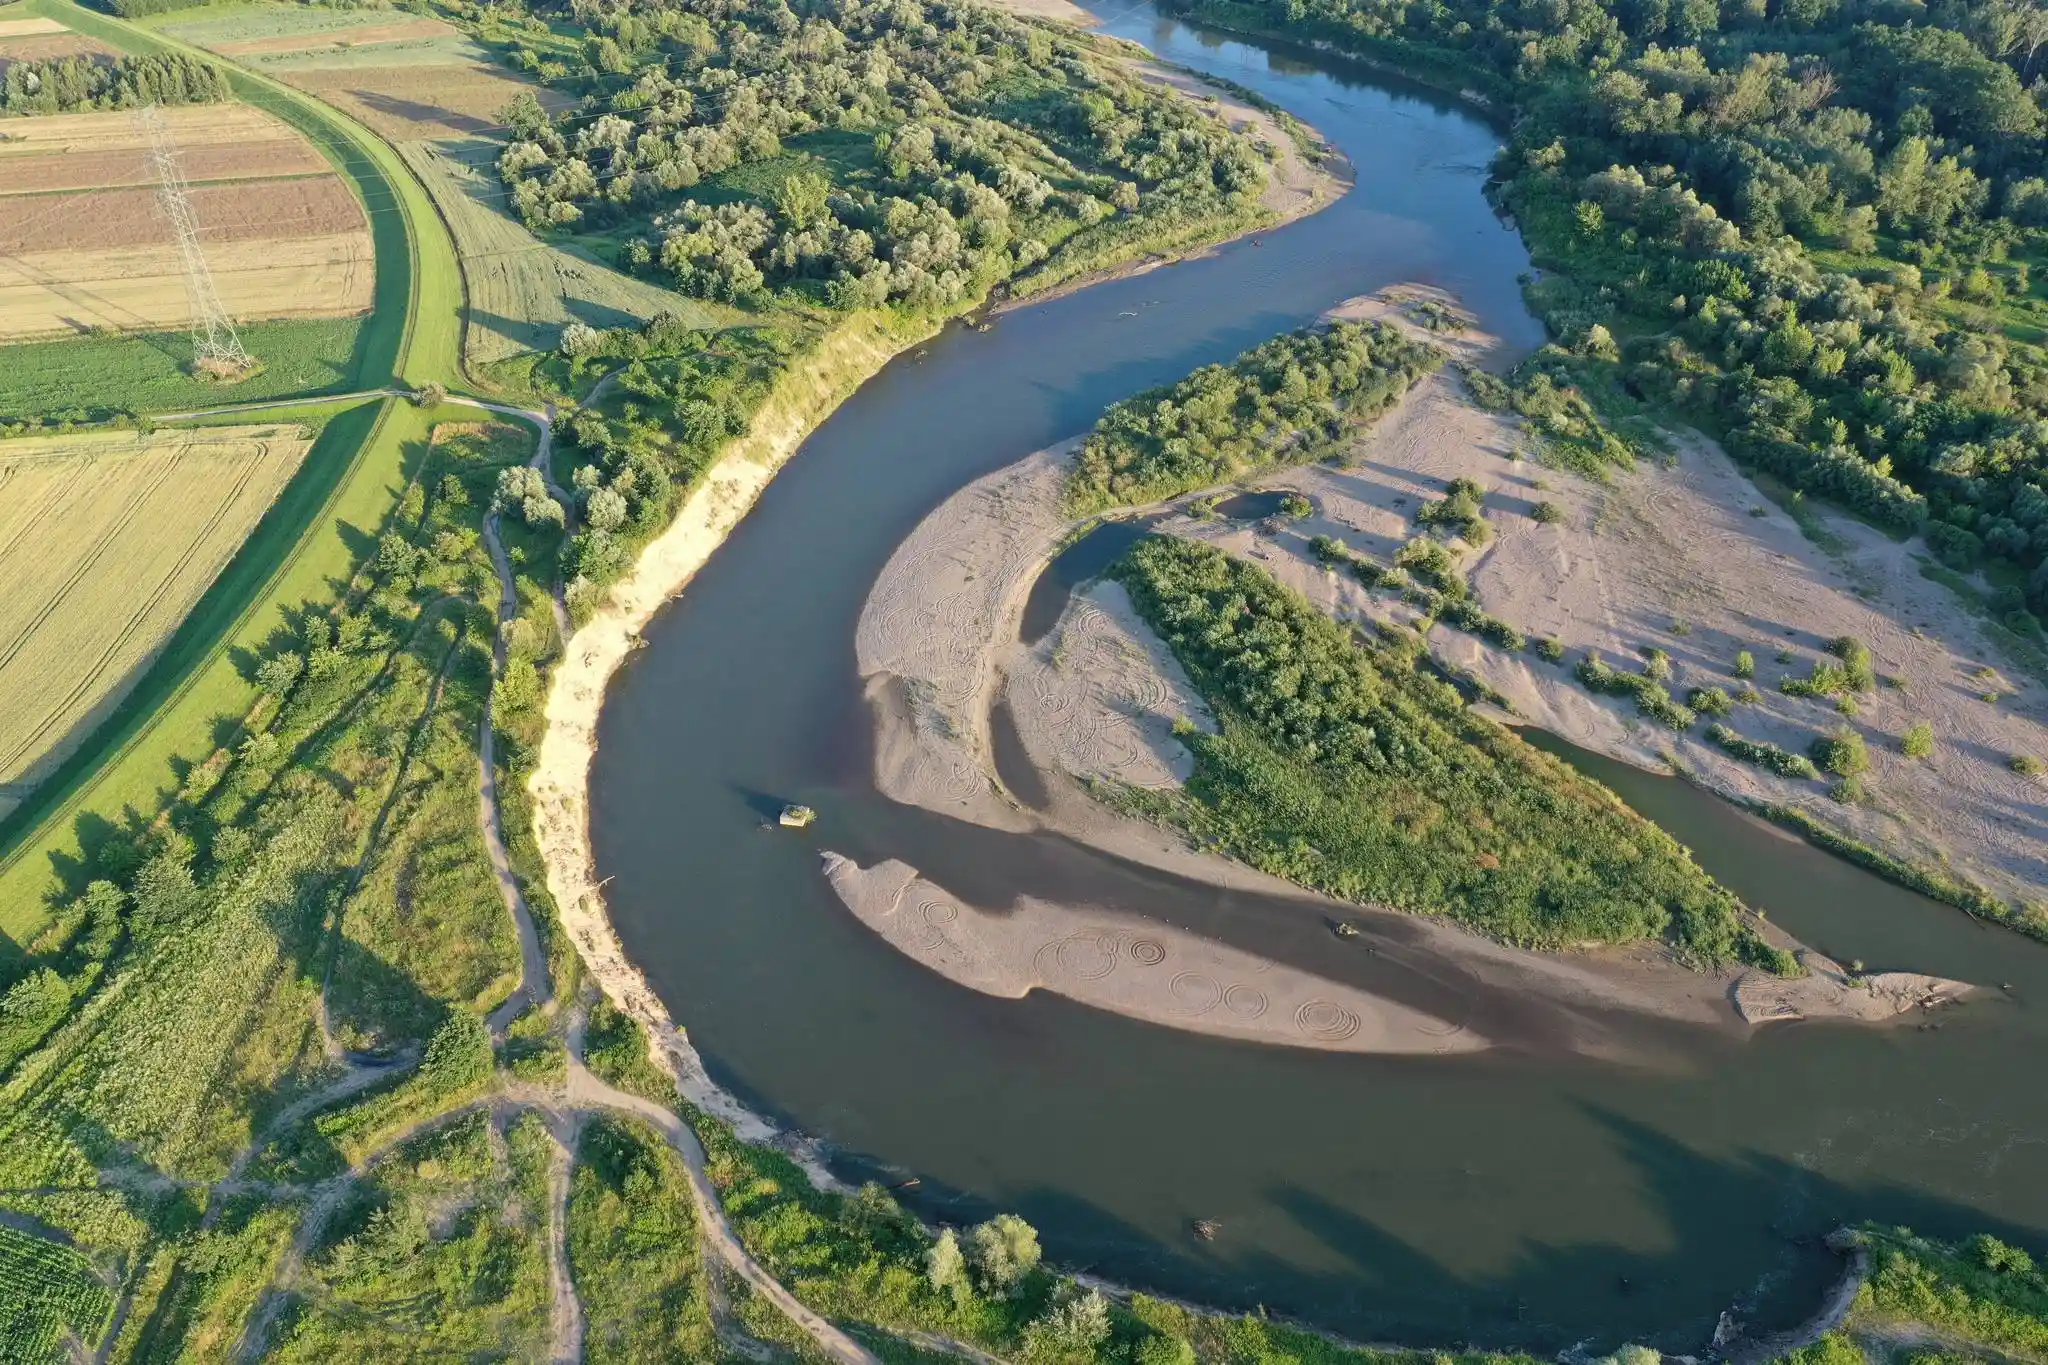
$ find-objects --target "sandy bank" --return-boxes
[526,312,931,1167]
[823,854,1486,1054]
[1167,316,2046,910]
[849,310,1980,1041]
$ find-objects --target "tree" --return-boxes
[773,170,831,229]
[925,1228,969,1303]
[966,1214,1041,1295]
[412,381,446,407]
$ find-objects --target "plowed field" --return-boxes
[0,104,374,341]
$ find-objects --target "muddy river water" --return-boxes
[589,4,2048,1349]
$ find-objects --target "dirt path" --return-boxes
[557,1011,883,1365]
[457,395,565,1037]
[541,1109,585,1365]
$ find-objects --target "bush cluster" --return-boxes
[1113,535,1763,960]
[1065,321,1441,512]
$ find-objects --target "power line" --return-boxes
[137,103,253,378]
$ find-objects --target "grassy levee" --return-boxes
[0,400,401,946]
[0,2,466,946]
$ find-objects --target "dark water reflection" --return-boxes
[589,2,2048,1349]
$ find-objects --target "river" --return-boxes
[588,3,2048,1350]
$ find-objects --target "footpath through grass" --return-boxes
[0,0,466,946]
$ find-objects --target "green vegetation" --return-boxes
[494,0,1280,312]
[1576,652,1698,730]
[1901,721,1937,758]
[0,1222,113,1361]
[1749,801,2044,939]
[1067,321,1440,512]
[1854,1226,2048,1359]
[1310,533,1524,648]
[1415,476,1493,544]
[570,1116,726,1364]
[0,47,223,113]
[2011,753,2044,776]
[267,1111,554,1361]
[1111,535,1773,961]
[0,322,371,428]
[1811,727,1871,778]
[1782,637,1878,699]
[1706,724,1820,779]
[1163,0,2048,626]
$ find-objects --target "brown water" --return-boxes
[589,4,2048,1350]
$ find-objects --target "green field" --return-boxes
[0,0,466,947]
[0,319,369,423]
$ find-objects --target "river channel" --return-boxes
[588,4,2048,1349]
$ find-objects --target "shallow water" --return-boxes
[589,4,2048,1349]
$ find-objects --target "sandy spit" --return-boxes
[823,853,1487,1054]
[849,322,1979,1041]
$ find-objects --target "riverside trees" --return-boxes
[493,0,1272,313]
[1064,320,1442,512]
[1166,0,2048,623]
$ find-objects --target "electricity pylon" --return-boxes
[136,104,253,378]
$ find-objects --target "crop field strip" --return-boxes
[0,424,313,820]
[0,102,374,340]
[0,0,465,954]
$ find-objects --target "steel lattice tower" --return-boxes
[137,104,252,377]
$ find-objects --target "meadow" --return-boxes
[399,138,730,369]
[0,424,312,821]
[0,316,368,422]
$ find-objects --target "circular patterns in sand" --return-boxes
[1294,999,1363,1042]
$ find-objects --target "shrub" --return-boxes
[1705,724,1819,778]
[1687,686,1733,717]
[1901,722,1935,759]
[2011,754,2044,777]
[1810,729,1870,778]
[1279,493,1313,518]
[1534,636,1566,662]
[1733,650,1755,679]
[1533,500,1565,524]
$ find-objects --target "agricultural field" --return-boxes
[0,13,117,69]
[0,423,312,821]
[162,6,552,139]
[0,315,367,421]
[401,138,730,367]
[0,102,373,341]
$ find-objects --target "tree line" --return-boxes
[1064,319,1442,512]
[1165,0,2048,622]
[0,52,228,116]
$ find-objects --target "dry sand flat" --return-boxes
[1164,306,2046,906]
[823,853,1487,1054]
[847,317,1979,1041]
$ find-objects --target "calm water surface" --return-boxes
[590,5,2048,1348]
